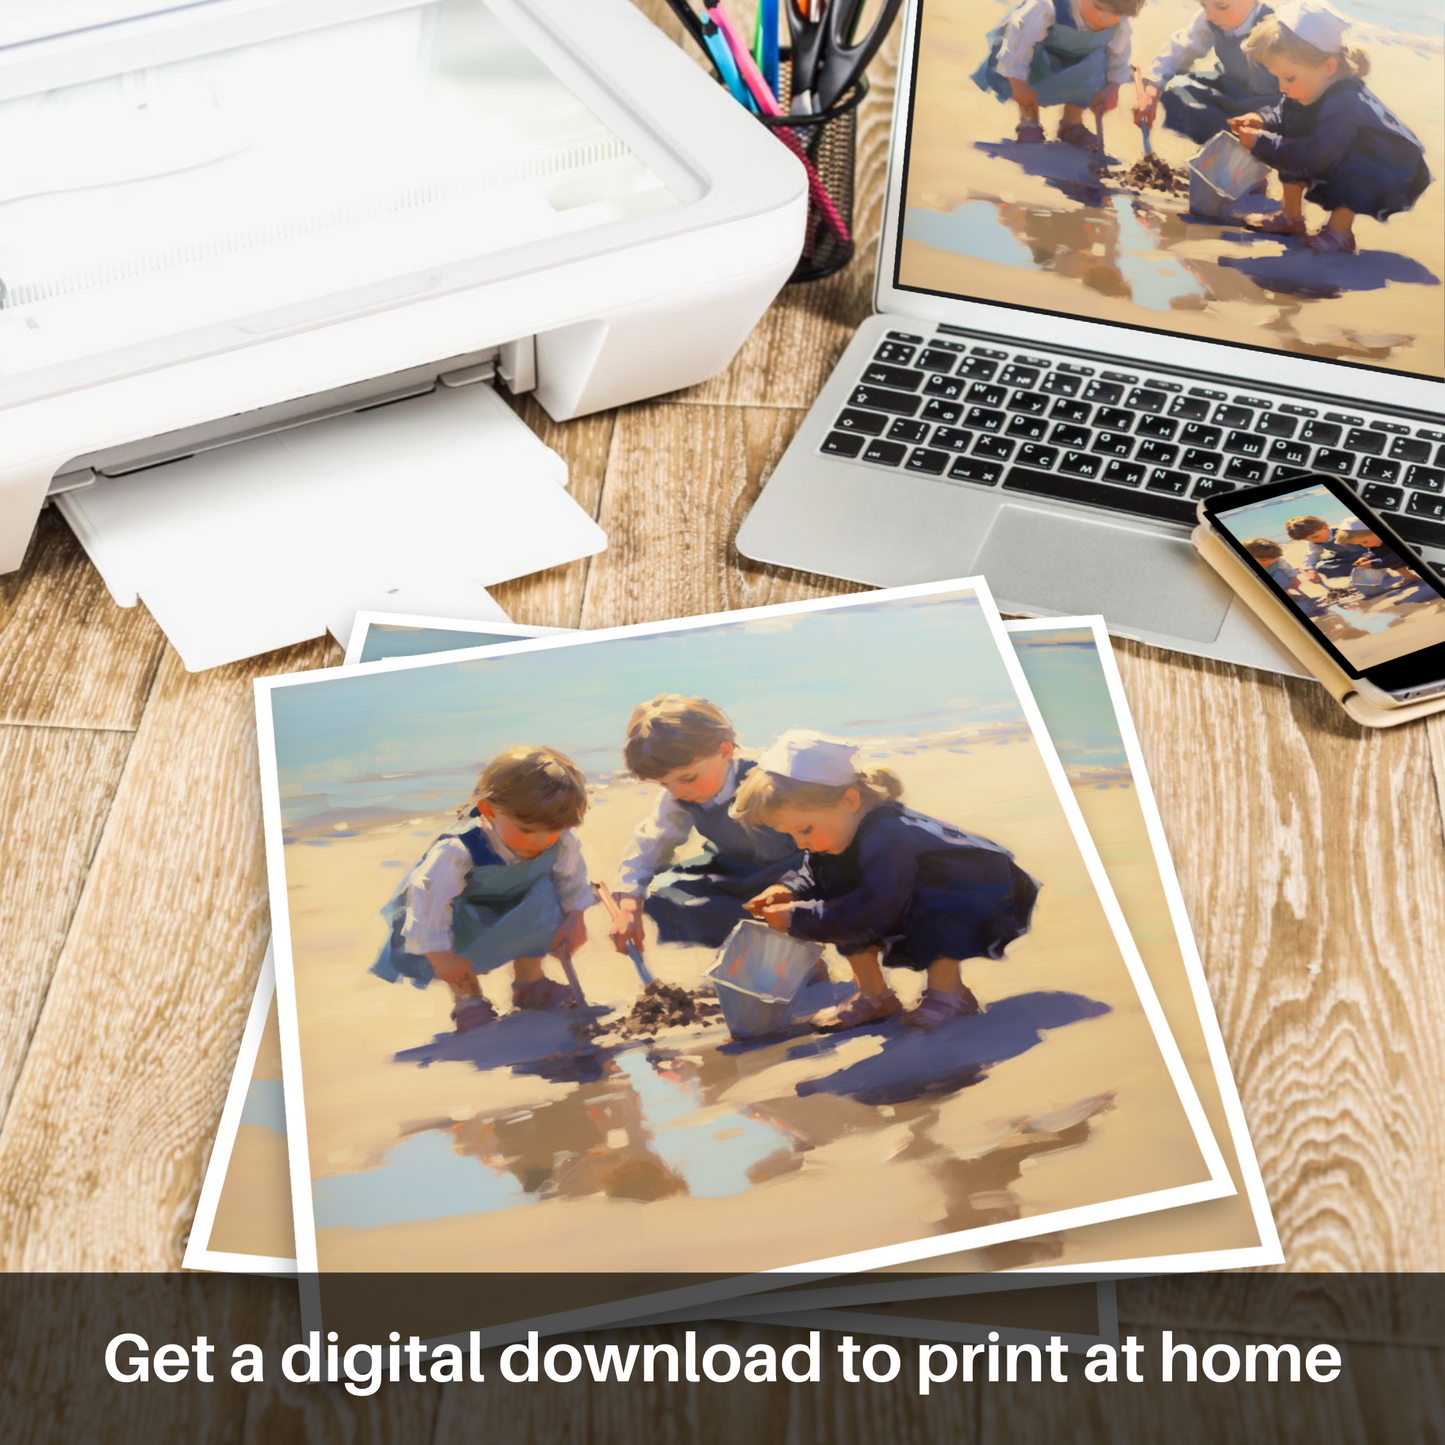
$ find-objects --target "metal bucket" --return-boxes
[1188,131,1268,218]
[705,922,825,1040]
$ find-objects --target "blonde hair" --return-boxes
[1243,16,1369,77]
[469,745,587,830]
[1243,537,1283,561]
[623,695,736,779]
[732,766,904,828]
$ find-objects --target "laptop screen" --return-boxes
[892,0,1443,382]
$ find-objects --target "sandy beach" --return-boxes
[273,717,1215,1278]
[901,0,1444,376]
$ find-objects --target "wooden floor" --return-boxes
[1,5,1442,1438]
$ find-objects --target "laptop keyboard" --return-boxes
[821,330,1445,549]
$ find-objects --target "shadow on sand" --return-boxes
[792,990,1111,1106]
[1217,243,1441,298]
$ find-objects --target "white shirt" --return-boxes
[613,757,747,898]
[400,820,592,955]
[1147,3,1266,87]
[995,0,1134,87]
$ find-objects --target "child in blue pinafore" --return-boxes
[609,695,802,957]
[736,731,1039,1035]
[373,745,593,1032]
[1229,2,1432,251]
[1134,1,1281,143]
[974,0,1144,150]
[1242,537,1330,616]
[1286,513,1369,587]
[1333,518,1436,602]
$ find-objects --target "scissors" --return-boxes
[786,0,904,114]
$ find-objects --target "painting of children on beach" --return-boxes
[1216,481,1445,667]
[901,0,1443,376]
[259,584,1226,1287]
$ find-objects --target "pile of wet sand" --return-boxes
[587,981,724,1040]
[1105,153,1188,196]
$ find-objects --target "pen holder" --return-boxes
[759,67,867,283]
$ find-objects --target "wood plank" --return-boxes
[579,403,866,630]
[0,725,134,1129]
[490,397,615,630]
[0,639,332,1269]
[0,509,165,730]
[1108,637,1445,1272]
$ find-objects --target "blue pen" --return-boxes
[701,14,756,110]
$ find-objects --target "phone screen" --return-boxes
[1210,480,1445,677]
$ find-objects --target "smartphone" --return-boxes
[1201,473,1445,705]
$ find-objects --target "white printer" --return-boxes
[0,0,806,664]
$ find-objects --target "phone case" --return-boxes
[1191,523,1445,728]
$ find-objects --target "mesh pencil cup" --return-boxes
[759,68,867,283]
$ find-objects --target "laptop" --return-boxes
[737,0,1444,674]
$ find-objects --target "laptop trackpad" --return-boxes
[975,505,1233,643]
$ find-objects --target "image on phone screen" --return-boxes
[1211,482,1445,674]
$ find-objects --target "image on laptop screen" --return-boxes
[895,0,1443,380]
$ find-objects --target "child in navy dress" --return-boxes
[372,745,592,1032]
[1229,2,1431,253]
[609,695,802,956]
[1133,1,1280,144]
[974,0,1144,150]
[1286,513,1369,586]
[1242,537,1329,615]
[736,731,1038,1034]
[1333,518,1434,601]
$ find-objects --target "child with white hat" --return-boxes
[735,730,1039,1033]
[1228,1,1431,253]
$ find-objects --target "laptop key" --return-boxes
[924,374,966,400]
[919,348,963,374]
[1345,428,1385,456]
[1268,437,1311,467]
[861,438,908,467]
[887,418,932,444]
[1314,448,1354,476]
[906,447,951,475]
[1127,387,1168,413]
[922,397,963,424]
[1006,414,1049,441]
[1136,414,1178,440]
[1008,389,1050,415]
[974,435,1015,461]
[1257,413,1298,438]
[1361,483,1404,512]
[1004,465,1197,524]
[850,384,921,417]
[1224,456,1268,483]
[1407,465,1445,493]
[1223,430,1266,458]
[1017,444,1059,469]
[1180,423,1222,449]
[948,457,1004,485]
[1406,491,1445,521]
[1051,423,1091,449]
[1103,459,1145,487]
[886,330,924,343]
[1147,469,1191,495]
[1093,432,1135,458]
[1095,406,1134,432]
[957,356,1000,380]
[931,427,975,452]
[1395,513,1445,550]
[863,363,925,390]
[967,383,1008,407]
[874,342,917,365]
[1181,448,1223,474]
[1041,372,1082,397]
[1059,450,1102,478]
[821,431,865,458]
[1168,395,1212,421]
[1390,436,1433,464]
[1083,379,1123,404]
[1192,476,1236,499]
[1214,404,1254,429]
[1049,398,1092,423]
[999,364,1040,388]
[1359,455,1401,482]
[965,407,1006,432]
[1300,420,1341,446]
[835,408,890,435]
[1137,440,1179,467]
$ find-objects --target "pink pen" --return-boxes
[705,1,853,247]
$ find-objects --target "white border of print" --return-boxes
[254,577,1233,1341]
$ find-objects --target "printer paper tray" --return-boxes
[56,384,604,670]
